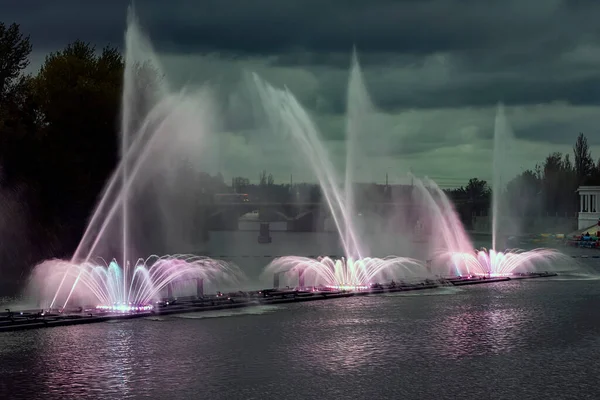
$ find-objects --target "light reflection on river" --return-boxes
[2,279,600,399]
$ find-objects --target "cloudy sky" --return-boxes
[4,0,600,187]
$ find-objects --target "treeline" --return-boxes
[0,23,126,286]
[445,133,598,219]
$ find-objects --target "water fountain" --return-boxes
[25,8,242,312]
[419,104,567,277]
[410,177,475,276]
[254,51,431,290]
[253,51,566,283]
[29,255,239,311]
[264,256,428,290]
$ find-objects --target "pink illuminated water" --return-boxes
[252,51,433,283]
[252,52,372,260]
[416,105,567,277]
[412,177,474,274]
[437,248,565,277]
[412,169,567,276]
[29,255,242,310]
[254,53,565,282]
[27,8,240,310]
[264,255,430,289]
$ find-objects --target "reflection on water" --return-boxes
[2,281,600,399]
[383,286,464,297]
[439,307,528,358]
[173,305,281,320]
[294,316,390,372]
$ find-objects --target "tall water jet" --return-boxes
[411,177,475,275]
[422,104,569,277]
[252,51,428,286]
[28,9,242,310]
[343,48,373,259]
[72,8,169,265]
[252,75,362,258]
[119,9,167,276]
[492,103,520,250]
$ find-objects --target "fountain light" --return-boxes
[264,256,429,290]
[325,284,369,291]
[445,248,566,277]
[96,304,154,313]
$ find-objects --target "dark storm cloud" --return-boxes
[4,0,600,133]
[4,0,598,57]
[141,0,597,63]
[2,1,127,51]
[516,121,600,146]
[295,69,600,117]
[378,75,600,110]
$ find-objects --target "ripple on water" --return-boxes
[382,286,465,297]
[171,305,281,320]
[2,281,600,399]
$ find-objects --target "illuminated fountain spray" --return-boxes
[423,104,566,276]
[253,53,566,280]
[411,177,475,275]
[264,256,428,290]
[254,51,429,289]
[454,248,565,277]
[30,256,240,311]
[27,8,242,311]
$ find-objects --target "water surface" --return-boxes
[1,277,600,399]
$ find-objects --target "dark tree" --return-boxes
[0,22,38,183]
[0,22,32,100]
[34,41,123,217]
[573,133,594,184]
[464,178,490,203]
[505,169,542,220]
[539,152,576,215]
[259,170,267,186]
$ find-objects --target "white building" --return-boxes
[577,186,600,230]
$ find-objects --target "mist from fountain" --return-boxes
[343,49,371,259]
[254,52,567,280]
[253,52,428,288]
[427,104,568,276]
[252,77,363,260]
[29,256,240,310]
[263,255,431,290]
[492,103,521,250]
[27,8,242,310]
[411,177,475,275]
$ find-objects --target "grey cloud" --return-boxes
[515,122,600,146]
[5,1,598,57]
[4,0,600,148]
[2,1,127,51]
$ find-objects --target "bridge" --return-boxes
[203,201,428,231]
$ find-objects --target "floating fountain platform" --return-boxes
[0,272,559,332]
[448,271,557,286]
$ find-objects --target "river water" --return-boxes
[1,275,600,399]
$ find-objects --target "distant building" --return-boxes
[577,186,600,229]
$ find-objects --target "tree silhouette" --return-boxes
[0,22,32,100]
[573,133,594,185]
[34,41,123,217]
[0,22,37,184]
